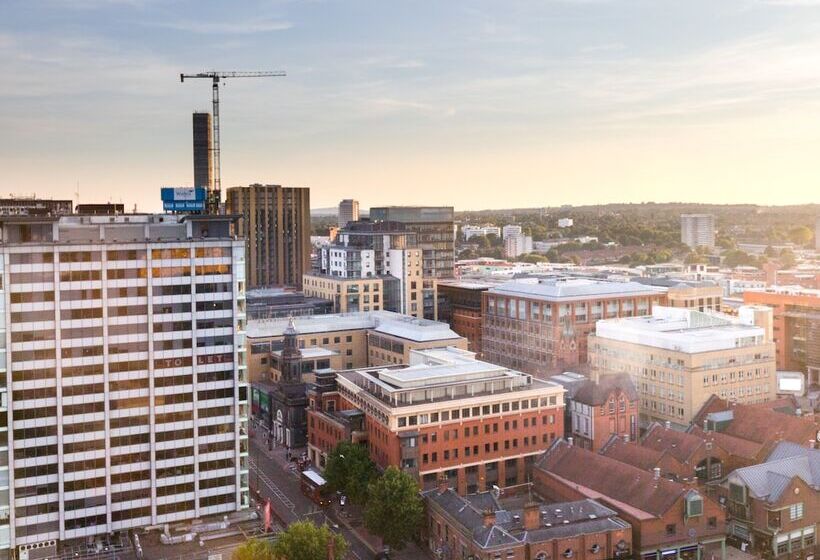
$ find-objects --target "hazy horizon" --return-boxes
[3,0,820,212]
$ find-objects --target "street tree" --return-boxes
[233,538,276,560]
[270,521,348,560]
[324,441,376,505]
[364,467,424,550]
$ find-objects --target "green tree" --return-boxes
[324,442,376,506]
[268,521,348,560]
[684,251,707,265]
[779,248,797,269]
[364,467,424,550]
[788,226,812,246]
[233,539,275,560]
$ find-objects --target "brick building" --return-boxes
[423,483,633,560]
[692,396,820,456]
[482,278,665,377]
[723,442,818,559]
[565,373,639,451]
[534,439,728,560]
[743,287,820,386]
[436,280,493,355]
[311,346,565,494]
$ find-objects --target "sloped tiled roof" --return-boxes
[688,425,763,461]
[600,435,664,471]
[536,439,691,517]
[573,373,638,406]
[692,396,819,447]
[642,423,704,464]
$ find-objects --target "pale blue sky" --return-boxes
[2,0,820,211]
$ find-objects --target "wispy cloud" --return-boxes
[154,18,293,34]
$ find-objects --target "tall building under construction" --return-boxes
[193,112,214,190]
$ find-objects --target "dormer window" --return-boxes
[685,491,703,518]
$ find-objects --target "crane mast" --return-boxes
[180,70,286,213]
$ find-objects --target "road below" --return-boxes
[249,437,373,560]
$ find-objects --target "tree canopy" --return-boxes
[269,522,348,560]
[364,467,424,550]
[324,442,376,506]
[233,538,275,560]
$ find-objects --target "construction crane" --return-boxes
[180,70,286,213]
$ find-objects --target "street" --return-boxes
[249,436,374,560]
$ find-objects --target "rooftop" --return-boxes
[730,442,819,504]
[246,311,462,342]
[337,346,562,409]
[692,396,820,447]
[423,488,629,550]
[594,306,767,354]
[488,277,661,301]
[535,439,703,519]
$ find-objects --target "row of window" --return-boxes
[397,397,559,428]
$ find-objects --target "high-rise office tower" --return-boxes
[680,214,715,249]
[0,213,249,557]
[369,206,454,319]
[226,184,311,289]
[337,199,359,228]
[192,112,214,191]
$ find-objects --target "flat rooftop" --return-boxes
[489,277,662,301]
[246,311,462,342]
[594,306,766,353]
[337,347,562,408]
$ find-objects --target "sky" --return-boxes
[2,0,820,212]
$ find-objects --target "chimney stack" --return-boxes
[664,420,671,430]
[623,434,630,443]
[437,473,448,494]
[653,467,661,480]
[482,509,496,528]
[523,502,540,531]
[567,437,573,447]
[327,534,335,560]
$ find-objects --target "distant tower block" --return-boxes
[193,112,214,190]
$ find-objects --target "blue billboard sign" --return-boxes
[161,187,207,212]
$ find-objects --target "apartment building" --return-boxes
[501,225,522,239]
[369,207,454,319]
[226,184,311,289]
[0,214,249,558]
[743,286,820,386]
[482,278,665,377]
[503,233,532,258]
[337,199,359,228]
[309,220,427,318]
[303,275,384,314]
[680,214,715,249]
[589,306,777,430]
[320,347,565,494]
[245,311,468,382]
